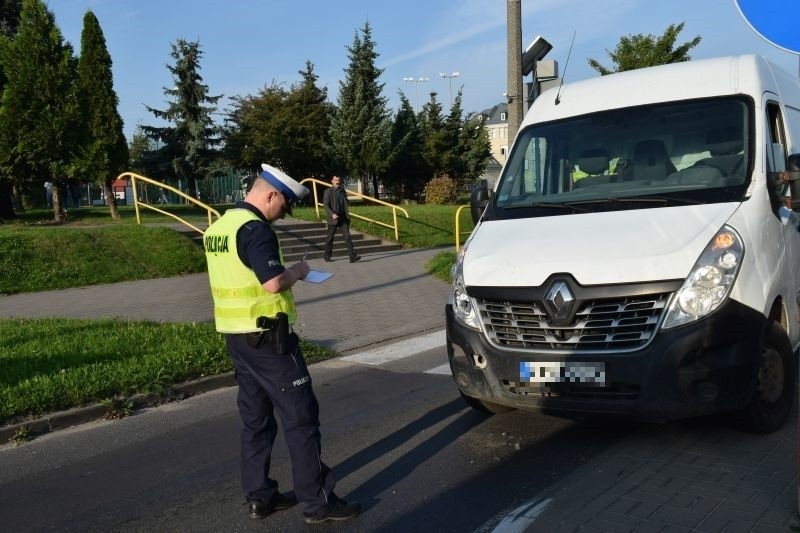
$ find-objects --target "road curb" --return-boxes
[0,372,236,445]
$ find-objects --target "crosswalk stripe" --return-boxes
[424,363,451,375]
[341,330,446,366]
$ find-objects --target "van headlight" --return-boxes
[662,225,744,329]
[450,244,482,330]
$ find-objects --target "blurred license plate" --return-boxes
[520,361,606,385]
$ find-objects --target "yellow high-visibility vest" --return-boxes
[204,208,296,333]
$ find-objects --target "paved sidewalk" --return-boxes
[521,413,798,532]
[0,246,450,354]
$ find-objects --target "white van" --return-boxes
[447,55,799,432]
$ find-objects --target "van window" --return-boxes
[494,97,751,217]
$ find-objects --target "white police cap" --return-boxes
[258,163,310,205]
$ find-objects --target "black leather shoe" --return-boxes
[324,257,333,262]
[303,499,362,524]
[248,492,298,519]
[349,255,361,263]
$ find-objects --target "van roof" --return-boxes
[524,55,800,125]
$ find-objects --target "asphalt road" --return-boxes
[0,344,635,532]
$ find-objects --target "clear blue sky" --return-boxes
[46,0,800,141]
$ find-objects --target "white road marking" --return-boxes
[341,330,446,365]
[491,497,553,533]
[424,363,451,375]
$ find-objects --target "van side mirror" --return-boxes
[470,181,490,224]
[786,153,800,209]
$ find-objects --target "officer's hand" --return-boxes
[293,261,310,280]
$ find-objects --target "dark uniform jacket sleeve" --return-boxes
[237,220,285,285]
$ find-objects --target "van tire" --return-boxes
[739,321,795,433]
[459,392,515,414]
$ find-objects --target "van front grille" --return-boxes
[477,293,669,352]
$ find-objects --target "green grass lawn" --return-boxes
[0,318,335,425]
[0,224,207,295]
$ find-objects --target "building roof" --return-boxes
[479,103,508,125]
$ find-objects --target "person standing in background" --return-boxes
[322,176,361,263]
[44,181,53,208]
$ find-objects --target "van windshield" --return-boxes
[494,97,751,216]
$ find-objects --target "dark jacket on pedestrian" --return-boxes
[323,186,349,226]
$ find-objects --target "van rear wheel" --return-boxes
[739,321,795,433]
[459,391,515,414]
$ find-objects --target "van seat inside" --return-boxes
[574,148,616,188]
[628,139,677,181]
[693,126,744,178]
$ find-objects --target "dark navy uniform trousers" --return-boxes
[226,332,336,513]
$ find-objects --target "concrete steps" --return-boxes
[170,218,403,262]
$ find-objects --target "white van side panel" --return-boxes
[726,185,788,316]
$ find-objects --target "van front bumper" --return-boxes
[445,300,765,421]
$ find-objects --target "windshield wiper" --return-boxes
[568,196,702,207]
[503,201,590,213]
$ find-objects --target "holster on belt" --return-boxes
[251,312,290,354]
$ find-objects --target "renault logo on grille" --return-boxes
[544,280,575,320]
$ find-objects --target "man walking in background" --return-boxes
[322,175,361,263]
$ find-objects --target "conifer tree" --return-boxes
[0,0,76,221]
[74,10,128,220]
[141,39,222,199]
[283,61,334,179]
[330,21,392,196]
[418,91,448,178]
[383,93,427,200]
[457,111,491,185]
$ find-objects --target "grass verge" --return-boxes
[426,251,456,283]
[0,224,206,295]
[0,318,336,425]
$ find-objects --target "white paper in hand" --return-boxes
[302,270,333,283]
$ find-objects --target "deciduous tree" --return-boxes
[588,22,701,75]
[0,0,76,221]
[0,0,22,219]
[223,82,289,173]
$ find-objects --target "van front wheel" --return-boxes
[739,321,795,433]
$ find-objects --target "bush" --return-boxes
[423,175,458,205]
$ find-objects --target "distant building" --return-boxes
[478,103,509,189]
[479,103,509,166]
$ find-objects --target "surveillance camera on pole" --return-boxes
[521,36,552,77]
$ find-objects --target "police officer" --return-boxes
[204,163,361,525]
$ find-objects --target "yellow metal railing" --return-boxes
[119,172,221,235]
[300,178,409,241]
[454,204,474,252]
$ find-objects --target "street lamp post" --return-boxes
[403,76,429,113]
[438,71,460,107]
